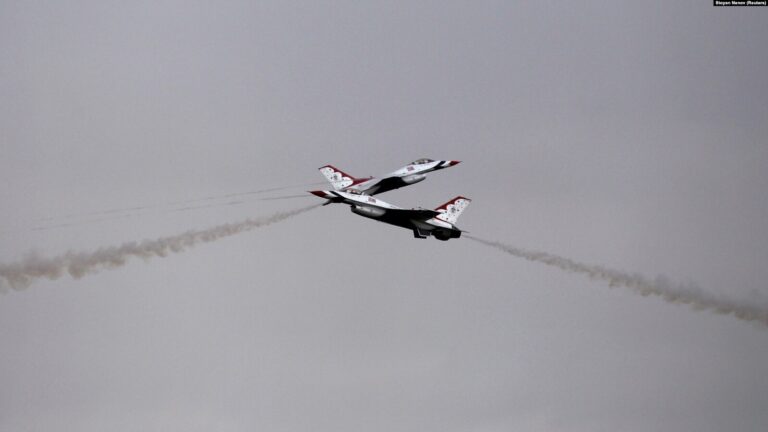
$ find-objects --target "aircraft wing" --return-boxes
[345,160,461,195]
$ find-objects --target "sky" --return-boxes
[1,1,768,431]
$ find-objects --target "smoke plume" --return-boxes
[0,204,319,292]
[467,236,768,327]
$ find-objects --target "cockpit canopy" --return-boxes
[411,158,434,165]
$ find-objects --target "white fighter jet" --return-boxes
[309,189,471,240]
[318,158,460,196]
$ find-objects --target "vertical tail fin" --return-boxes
[318,165,356,190]
[434,196,471,224]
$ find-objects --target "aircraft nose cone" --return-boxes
[449,160,461,166]
[309,190,329,198]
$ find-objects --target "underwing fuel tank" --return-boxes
[351,205,385,218]
[401,174,426,185]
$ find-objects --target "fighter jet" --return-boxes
[309,189,471,240]
[318,158,460,196]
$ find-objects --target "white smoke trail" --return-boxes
[0,204,320,292]
[466,236,768,327]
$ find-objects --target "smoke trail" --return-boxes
[0,204,320,292]
[466,236,768,327]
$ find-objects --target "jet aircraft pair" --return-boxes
[309,159,470,241]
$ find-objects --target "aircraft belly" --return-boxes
[377,212,421,230]
[349,208,414,232]
[350,205,386,219]
[364,177,408,195]
[378,213,447,232]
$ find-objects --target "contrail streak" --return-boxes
[33,181,326,223]
[29,195,312,232]
[258,194,314,201]
[466,236,768,327]
[0,204,320,292]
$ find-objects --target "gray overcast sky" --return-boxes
[2,1,768,431]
